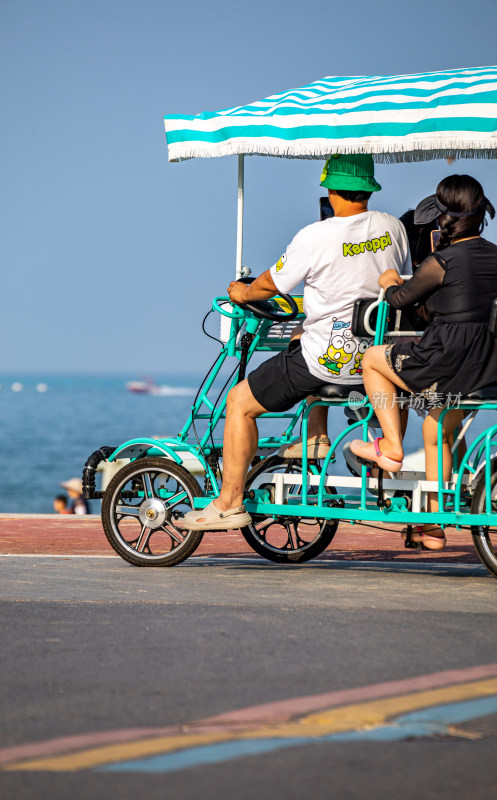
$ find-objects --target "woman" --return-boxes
[351,174,497,549]
[398,208,439,272]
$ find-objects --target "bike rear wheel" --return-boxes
[470,457,497,579]
[241,455,339,564]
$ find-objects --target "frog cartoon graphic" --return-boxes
[275,253,287,272]
[350,339,370,377]
[318,319,357,375]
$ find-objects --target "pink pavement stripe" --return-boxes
[0,728,182,766]
[207,661,497,724]
[2,661,497,765]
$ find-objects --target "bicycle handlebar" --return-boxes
[212,297,245,319]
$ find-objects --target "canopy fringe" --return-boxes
[169,143,497,163]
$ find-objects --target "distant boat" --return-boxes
[126,379,194,396]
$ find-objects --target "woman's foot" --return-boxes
[401,526,447,550]
[350,437,403,473]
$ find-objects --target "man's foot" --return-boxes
[181,501,252,531]
[277,435,331,459]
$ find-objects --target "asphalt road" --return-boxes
[1,555,497,800]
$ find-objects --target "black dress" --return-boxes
[385,238,497,403]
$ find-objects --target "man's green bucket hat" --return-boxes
[320,154,382,192]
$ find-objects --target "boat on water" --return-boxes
[126,379,194,396]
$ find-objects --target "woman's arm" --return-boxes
[383,255,446,309]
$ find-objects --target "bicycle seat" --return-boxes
[314,383,364,400]
[463,384,497,401]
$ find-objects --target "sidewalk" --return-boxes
[0,514,480,563]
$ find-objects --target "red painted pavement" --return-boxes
[0,514,479,563]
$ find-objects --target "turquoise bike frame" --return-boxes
[109,297,307,494]
[110,294,497,529]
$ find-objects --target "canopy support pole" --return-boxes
[235,155,244,279]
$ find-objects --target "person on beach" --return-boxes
[182,154,410,532]
[53,494,71,514]
[350,174,497,550]
[60,477,90,515]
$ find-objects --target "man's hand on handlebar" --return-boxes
[227,281,251,305]
[225,269,299,322]
[379,269,404,291]
[227,269,279,305]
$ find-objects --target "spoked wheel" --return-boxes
[471,458,497,578]
[101,457,204,567]
[241,455,339,564]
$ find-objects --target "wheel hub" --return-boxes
[139,498,167,529]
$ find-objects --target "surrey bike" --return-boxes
[83,67,497,575]
[83,286,497,578]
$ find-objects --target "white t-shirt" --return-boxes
[269,210,411,383]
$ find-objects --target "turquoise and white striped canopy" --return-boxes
[164,67,497,163]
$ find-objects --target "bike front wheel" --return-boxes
[101,457,204,567]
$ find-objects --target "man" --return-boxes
[183,154,410,531]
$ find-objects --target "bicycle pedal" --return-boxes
[404,538,423,550]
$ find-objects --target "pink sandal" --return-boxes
[401,526,447,551]
[349,437,403,473]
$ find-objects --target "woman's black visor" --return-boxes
[414,194,490,224]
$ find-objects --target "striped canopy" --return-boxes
[164,67,497,163]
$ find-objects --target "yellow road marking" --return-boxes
[3,733,232,772]
[245,677,497,740]
[6,676,497,772]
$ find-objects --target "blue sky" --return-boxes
[2,0,497,375]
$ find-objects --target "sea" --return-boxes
[0,373,494,514]
[0,374,201,514]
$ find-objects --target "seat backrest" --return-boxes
[351,298,428,338]
[489,297,497,339]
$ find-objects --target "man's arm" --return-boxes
[227,269,278,305]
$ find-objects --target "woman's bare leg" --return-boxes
[361,346,411,462]
[423,407,467,514]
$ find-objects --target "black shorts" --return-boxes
[247,342,359,412]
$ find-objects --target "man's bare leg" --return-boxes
[287,325,328,441]
[214,379,267,511]
[306,400,329,438]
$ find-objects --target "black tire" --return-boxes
[101,457,204,567]
[470,457,497,578]
[241,455,339,564]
